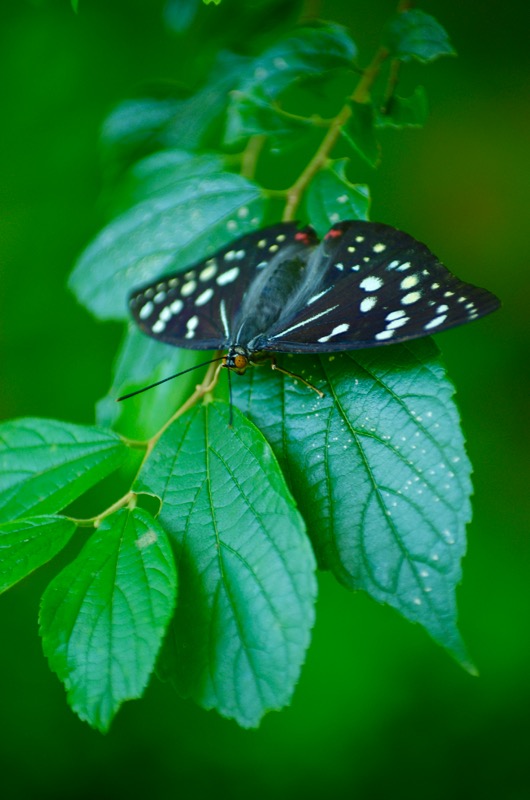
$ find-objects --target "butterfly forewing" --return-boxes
[128,222,317,349]
[260,221,500,352]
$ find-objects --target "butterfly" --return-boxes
[123,220,500,398]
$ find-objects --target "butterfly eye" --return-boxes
[233,354,248,371]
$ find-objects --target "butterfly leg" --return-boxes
[268,357,324,399]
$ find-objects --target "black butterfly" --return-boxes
[124,220,499,396]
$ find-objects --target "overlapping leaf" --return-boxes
[0,516,76,594]
[101,52,248,170]
[383,9,455,63]
[40,507,177,732]
[96,324,209,438]
[69,153,265,320]
[232,340,474,670]
[342,101,379,168]
[304,159,370,236]
[0,418,128,523]
[135,401,317,727]
[376,85,429,129]
[226,22,357,144]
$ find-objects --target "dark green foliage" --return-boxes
[2,3,472,730]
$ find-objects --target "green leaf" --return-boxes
[376,85,429,129]
[232,341,474,671]
[225,87,309,145]
[0,516,76,594]
[100,53,248,169]
[242,23,357,99]
[342,101,380,167]
[40,507,177,732]
[304,159,370,236]
[71,0,79,12]
[96,325,210,439]
[164,0,202,34]
[226,22,357,144]
[69,154,265,320]
[135,401,316,728]
[383,10,456,64]
[0,418,128,523]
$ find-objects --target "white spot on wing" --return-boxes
[154,291,166,303]
[424,314,448,329]
[139,301,154,319]
[152,320,165,333]
[386,309,406,320]
[318,323,350,343]
[360,276,383,292]
[195,288,214,307]
[373,242,386,253]
[400,275,419,290]
[216,267,239,286]
[360,296,377,312]
[185,315,199,338]
[170,299,183,314]
[375,330,394,340]
[402,291,421,305]
[180,281,197,297]
[200,264,217,281]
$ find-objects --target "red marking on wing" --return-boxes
[324,228,344,239]
[295,231,312,243]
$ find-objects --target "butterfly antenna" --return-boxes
[117,357,225,401]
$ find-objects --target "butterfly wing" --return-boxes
[129,222,318,349]
[259,220,500,352]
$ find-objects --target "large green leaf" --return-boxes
[0,418,128,523]
[226,22,357,144]
[304,159,370,236]
[232,340,474,670]
[100,52,248,170]
[135,401,316,728]
[69,156,265,320]
[0,515,76,594]
[40,507,177,732]
[383,10,455,63]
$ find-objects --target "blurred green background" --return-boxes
[1,1,528,798]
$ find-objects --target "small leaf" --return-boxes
[383,10,456,64]
[135,401,316,728]
[225,87,309,145]
[163,0,202,34]
[342,101,380,167]
[40,507,177,732]
[0,516,76,594]
[304,159,370,236]
[0,418,128,523]
[376,85,429,129]
[233,341,474,671]
[69,156,265,320]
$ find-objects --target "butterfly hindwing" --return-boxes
[261,221,500,352]
[128,222,317,349]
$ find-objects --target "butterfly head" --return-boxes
[223,345,251,375]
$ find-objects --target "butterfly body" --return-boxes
[128,220,500,375]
